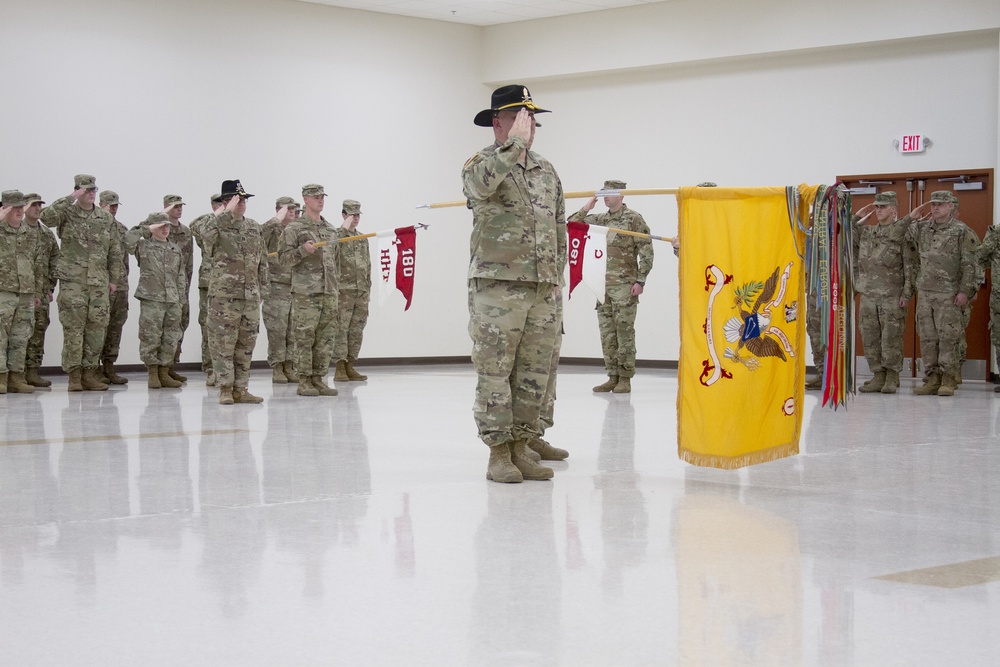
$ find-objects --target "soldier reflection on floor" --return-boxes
[137,392,192,551]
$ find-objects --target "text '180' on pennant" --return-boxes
[566,221,608,302]
[376,226,417,310]
[677,186,807,469]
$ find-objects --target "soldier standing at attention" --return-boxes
[0,191,44,394]
[159,194,194,383]
[261,196,299,384]
[280,183,339,398]
[201,180,268,405]
[462,84,566,483]
[41,174,126,392]
[570,180,654,395]
[190,193,224,386]
[124,213,185,389]
[851,192,915,395]
[333,199,371,383]
[97,190,130,385]
[905,191,980,396]
[23,193,58,388]
[976,221,1000,393]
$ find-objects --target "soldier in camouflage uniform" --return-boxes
[200,180,268,405]
[23,193,58,388]
[97,190,130,385]
[332,199,371,383]
[261,195,299,384]
[189,193,224,385]
[124,213,185,389]
[570,179,654,394]
[0,191,45,394]
[976,222,1000,393]
[851,192,915,394]
[463,84,567,483]
[156,194,194,383]
[41,174,126,392]
[905,191,980,396]
[280,183,339,398]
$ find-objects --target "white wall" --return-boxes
[2,0,997,369]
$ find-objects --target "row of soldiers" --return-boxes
[805,189,1000,396]
[0,176,373,403]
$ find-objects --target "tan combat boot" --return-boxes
[994,384,1000,393]
[158,366,183,389]
[805,373,823,390]
[345,362,368,381]
[311,375,338,396]
[25,367,51,388]
[0,372,7,394]
[148,365,162,389]
[880,370,899,394]
[271,364,287,384]
[486,443,522,483]
[81,368,109,391]
[67,368,83,392]
[103,359,128,385]
[297,377,319,396]
[593,375,618,392]
[859,371,886,393]
[613,377,632,393]
[282,361,297,382]
[509,441,554,480]
[219,385,235,405]
[205,369,216,386]
[913,374,941,396]
[937,374,958,397]
[526,436,569,461]
[334,360,349,382]
[7,372,34,393]
[233,387,264,403]
[167,366,187,383]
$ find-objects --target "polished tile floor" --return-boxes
[1,365,998,666]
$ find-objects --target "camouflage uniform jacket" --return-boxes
[976,225,1000,295]
[40,197,125,287]
[262,217,293,285]
[0,220,45,295]
[26,221,59,297]
[123,229,184,304]
[461,136,566,284]
[200,212,269,300]
[133,219,193,291]
[111,217,130,291]
[905,215,980,296]
[851,214,914,299]
[281,215,339,295]
[568,204,653,286]
[335,226,371,292]
[189,213,215,290]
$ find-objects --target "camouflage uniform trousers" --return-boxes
[806,294,827,375]
[198,287,212,372]
[57,282,110,371]
[291,292,338,377]
[174,300,190,363]
[539,289,563,435]
[333,287,370,363]
[596,283,639,378]
[0,291,35,373]
[915,291,966,379]
[468,278,558,447]
[138,300,183,366]
[262,282,294,368]
[100,287,130,363]
[858,295,907,374]
[207,296,260,388]
[25,299,51,368]
[990,294,1000,369]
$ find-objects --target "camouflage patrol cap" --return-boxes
[100,190,121,206]
[873,192,897,206]
[211,193,224,205]
[74,174,98,190]
[275,196,298,209]
[1,190,27,207]
[23,193,45,205]
[143,212,170,226]
[342,199,362,215]
[163,194,185,207]
[474,84,551,127]
[302,184,327,197]
[603,180,626,191]
[929,190,958,204]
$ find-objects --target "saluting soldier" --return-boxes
[190,193,224,385]
[0,190,45,394]
[23,192,58,388]
[261,195,300,384]
[98,190,130,385]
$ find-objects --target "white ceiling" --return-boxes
[295,0,665,26]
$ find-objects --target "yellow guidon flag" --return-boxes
[677,186,807,469]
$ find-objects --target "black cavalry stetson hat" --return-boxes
[220,179,254,199]
[473,84,551,127]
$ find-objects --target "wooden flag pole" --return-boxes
[266,224,428,257]
[416,187,679,210]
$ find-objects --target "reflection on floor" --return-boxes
[1,365,998,665]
